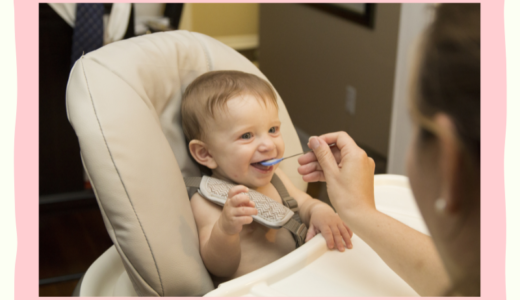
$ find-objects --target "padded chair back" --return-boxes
[66,30,306,296]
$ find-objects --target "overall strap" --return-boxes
[270,173,298,212]
[270,174,308,247]
[184,177,202,187]
[282,218,307,248]
[184,177,202,199]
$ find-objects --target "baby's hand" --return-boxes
[218,185,258,236]
[306,204,353,251]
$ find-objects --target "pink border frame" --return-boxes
[16,1,504,299]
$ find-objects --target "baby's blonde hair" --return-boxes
[181,70,278,141]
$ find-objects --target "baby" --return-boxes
[181,70,353,286]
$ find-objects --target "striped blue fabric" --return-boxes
[71,3,104,67]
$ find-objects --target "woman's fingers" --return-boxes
[298,160,326,182]
[301,171,325,183]
[297,155,326,182]
[298,151,318,165]
[298,147,342,166]
[368,157,376,172]
[319,131,359,154]
[297,161,322,175]
[298,136,342,180]
[308,136,340,178]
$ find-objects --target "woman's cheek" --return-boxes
[406,134,423,202]
[406,128,422,183]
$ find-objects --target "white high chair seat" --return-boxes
[66,30,306,296]
[68,30,429,297]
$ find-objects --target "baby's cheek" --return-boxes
[278,139,285,156]
[229,172,241,181]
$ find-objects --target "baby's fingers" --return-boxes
[231,205,258,217]
[234,215,254,226]
[320,226,335,250]
[344,223,353,238]
[339,225,353,250]
[331,226,346,252]
[305,224,316,242]
[227,185,249,199]
[228,190,251,207]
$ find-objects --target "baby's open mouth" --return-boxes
[251,162,273,171]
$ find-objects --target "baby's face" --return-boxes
[204,95,285,189]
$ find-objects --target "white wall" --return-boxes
[387,3,434,175]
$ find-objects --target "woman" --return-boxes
[298,4,480,296]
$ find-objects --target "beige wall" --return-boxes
[259,4,401,157]
[184,3,258,37]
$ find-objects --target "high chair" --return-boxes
[66,30,428,297]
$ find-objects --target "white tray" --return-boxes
[205,174,426,297]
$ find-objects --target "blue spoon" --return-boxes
[259,153,302,166]
[259,143,336,166]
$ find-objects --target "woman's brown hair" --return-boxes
[415,4,480,165]
[413,4,481,296]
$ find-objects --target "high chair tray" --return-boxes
[204,174,426,297]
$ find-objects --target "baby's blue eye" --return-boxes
[269,127,278,134]
[241,132,252,139]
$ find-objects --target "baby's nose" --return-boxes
[258,136,275,152]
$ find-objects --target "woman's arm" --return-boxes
[344,206,450,296]
[298,132,450,296]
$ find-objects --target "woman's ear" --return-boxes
[434,114,464,215]
[189,140,218,169]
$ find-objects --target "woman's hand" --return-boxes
[297,132,376,215]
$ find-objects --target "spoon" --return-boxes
[259,143,336,166]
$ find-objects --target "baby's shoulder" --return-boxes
[190,192,222,217]
[189,191,205,203]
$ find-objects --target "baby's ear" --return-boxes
[189,140,217,169]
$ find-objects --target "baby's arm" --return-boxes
[275,169,353,251]
[191,185,257,277]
